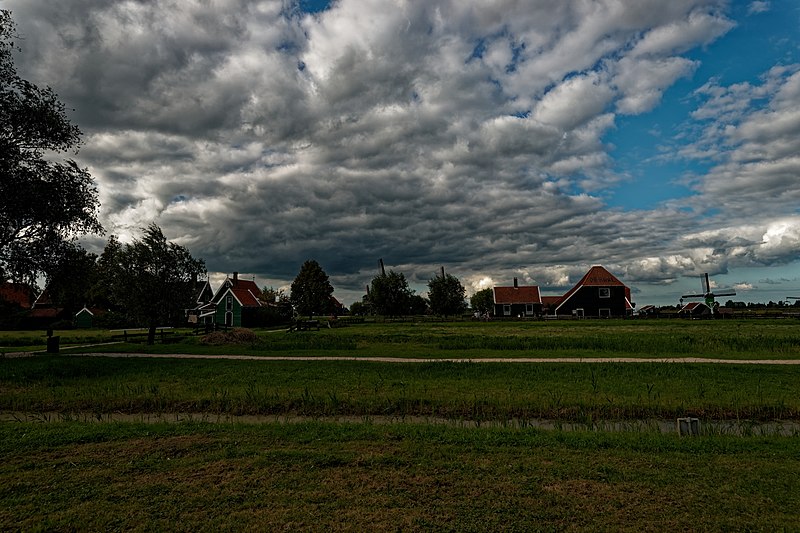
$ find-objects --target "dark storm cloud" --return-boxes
[7,0,799,303]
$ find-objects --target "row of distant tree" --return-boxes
[658,300,800,311]
[290,261,471,319]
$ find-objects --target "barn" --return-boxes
[550,265,633,318]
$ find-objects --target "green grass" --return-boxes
[3,356,800,421]
[3,320,800,529]
[0,421,798,531]
[36,318,800,359]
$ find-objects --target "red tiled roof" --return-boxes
[680,302,709,312]
[212,276,264,308]
[493,286,541,304]
[556,265,627,312]
[541,296,562,307]
[0,283,35,309]
[231,287,261,307]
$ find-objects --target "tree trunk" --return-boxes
[147,320,156,345]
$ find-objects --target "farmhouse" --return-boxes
[544,265,633,318]
[209,272,265,328]
[493,278,542,317]
[679,301,711,318]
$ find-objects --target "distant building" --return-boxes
[679,301,712,318]
[493,278,542,317]
[75,306,108,328]
[0,282,36,311]
[549,265,633,318]
[209,272,265,328]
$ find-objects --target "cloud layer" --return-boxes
[7,0,800,303]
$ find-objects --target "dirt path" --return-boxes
[18,352,800,364]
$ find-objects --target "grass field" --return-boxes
[7,317,800,359]
[1,421,798,531]
[2,356,800,421]
[2,319,800,529]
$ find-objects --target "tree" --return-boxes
[470,287,494,315]
[44,244,98,316]
[427,271,467,317]
[349,301,368,316]
[89,235,123,311]
[112,224,205,344]
[0,11,102,284]
[290,260,334,318]
[368,270,414,317]
[261,286,290,305]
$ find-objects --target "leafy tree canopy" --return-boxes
[44,244,98,316]
[470,287,494,314]
[109,224,205,343]
[261,286,290,304]
[290,260,334,318]
[368,270,414,317]
[427,271,467,317]
[0,10,102,283]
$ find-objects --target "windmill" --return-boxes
[681,273,736,316]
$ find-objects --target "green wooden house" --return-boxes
[209,272,265,327]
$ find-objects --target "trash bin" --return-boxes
[46,336,60,354]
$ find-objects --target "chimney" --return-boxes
[513,277,518,288]
[233,271,239,282]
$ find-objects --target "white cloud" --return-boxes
[747,2,770,15]
[8,0,787,307]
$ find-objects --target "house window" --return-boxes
[503,305,511,316]
[526,304,533,315]
[599,308,611,318]
[599,288,611,298]
[226,295,233,311]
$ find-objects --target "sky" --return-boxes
[5,0,800,307]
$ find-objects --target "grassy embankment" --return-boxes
[1,421,799,531]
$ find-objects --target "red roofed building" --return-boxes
[678,301,712,318]
[551,265,633,318]
[0,282,36,310]
[493,278,542,317]
[210,272,265,327]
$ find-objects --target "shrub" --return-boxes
[200,328,259,346]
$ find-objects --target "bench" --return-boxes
[287,320,320,332]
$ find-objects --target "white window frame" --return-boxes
[503,304,511,316]
[598,287,611,299]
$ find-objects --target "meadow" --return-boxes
[6,317,799,359]
[2,319,800,529]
